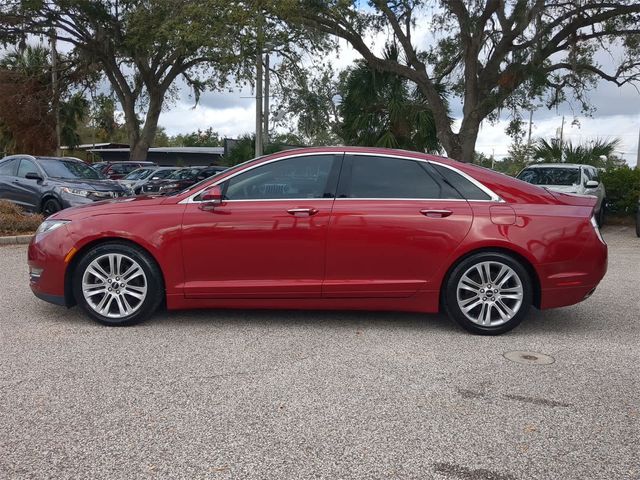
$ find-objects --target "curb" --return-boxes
[0,235,33,245]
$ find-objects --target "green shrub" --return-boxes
[0,200,43,235]
[601,166,640,214]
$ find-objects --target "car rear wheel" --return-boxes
[72,242,163,326]
[41,198,62,217]
[596,202,605,227]
[444,252,532,335]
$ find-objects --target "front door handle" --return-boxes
[420,209,453,218]
[287,207,319,216]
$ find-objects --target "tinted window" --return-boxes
[17,159,40,178]
[153,169,175,179]
[431,163,491,200]
[584,167,600,182]
[110,163,136,174]
[346,156,446,199]
[39,159,102,179]
[124,168,155,180]
[0,159,18,176]
[169,168,200,180]
[517,167,580,186]
[224,155,334,200]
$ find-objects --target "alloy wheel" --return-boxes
[81,253,148,319]
[456,261,524,327]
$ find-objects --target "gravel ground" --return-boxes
[1,227,638,480]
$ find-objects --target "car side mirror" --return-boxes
[199,185,223,211]
[25,172,43,181]
[585,180,599,189]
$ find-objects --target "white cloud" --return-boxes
[476,114,640,167]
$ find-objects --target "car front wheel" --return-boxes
[41,198,62,217]
[444,252,533,335]
[72,242,164,326]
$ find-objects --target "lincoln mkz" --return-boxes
[28,147,607,335]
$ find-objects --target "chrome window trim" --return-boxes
[179,150,503,204]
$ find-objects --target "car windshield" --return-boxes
[517,167,580,186]
[39,159,104,180]
[124,168,155,180]
[167,168,200,180]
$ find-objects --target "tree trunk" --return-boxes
[129,92,163,161]
[444,117,480,163]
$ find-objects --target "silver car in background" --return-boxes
[516,163,606,225]
[118,166,178,194]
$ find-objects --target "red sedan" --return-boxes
[27,147,607,334]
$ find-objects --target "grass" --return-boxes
[0,200,42,236]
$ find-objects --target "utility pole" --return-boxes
[636,125,640,169]
[559,115,565,149]
[254,13,264,158]
[263,53,270,149]
[50,31,62,157]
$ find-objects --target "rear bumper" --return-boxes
[537,231,608,309]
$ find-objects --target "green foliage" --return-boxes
[533,138,622,167]
[601,167,640,214]
[0,45,92,153]
[339,44,444,153]
[168,128,222,147]
[223,133,304,166]
[273,63,341,145]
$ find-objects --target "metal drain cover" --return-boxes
[503,350,555,365]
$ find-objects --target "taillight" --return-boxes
[590,216,606,244]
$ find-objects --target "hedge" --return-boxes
[601,166,640,214]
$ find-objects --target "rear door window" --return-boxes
[430,163,491,200]
[341,155,461,199]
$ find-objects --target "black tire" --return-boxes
[443,252,533,335]
[72,241,164,326]
[635,209,640,238]
[41,198,62,217]
[596,202,605,227]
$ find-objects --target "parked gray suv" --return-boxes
[517,163,606,225]
[0,155,131,216]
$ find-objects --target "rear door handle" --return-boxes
[420,209,453,218]
[287,207,319,216]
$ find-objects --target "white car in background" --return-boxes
[516,163,606,226]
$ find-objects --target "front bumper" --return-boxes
[28,225,75,307]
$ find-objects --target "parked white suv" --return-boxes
[516,163,606,225]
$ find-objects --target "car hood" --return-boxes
[50,177,127,191]
[50,194,166,220]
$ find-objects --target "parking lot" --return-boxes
[0,227,638,479]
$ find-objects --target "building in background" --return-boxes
[89,146,224,166]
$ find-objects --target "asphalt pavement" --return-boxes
[1,227,638,479]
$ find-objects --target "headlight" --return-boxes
[61,187,91,197]
[36,219,70,236]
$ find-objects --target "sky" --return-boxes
[158,33,640,167]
